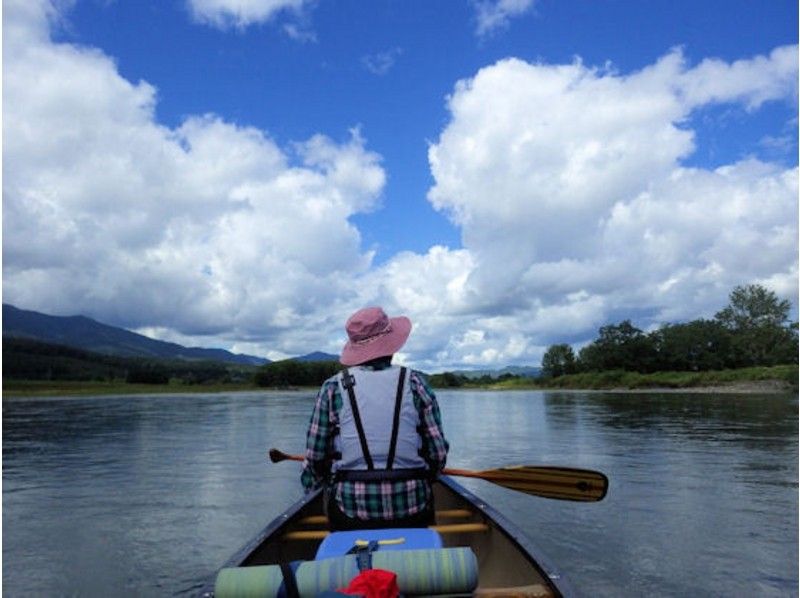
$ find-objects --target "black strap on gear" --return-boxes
[346,540,379,572]
[334,467,428,482]
[279,562,300,598]
[385,367,407,470]
[341,369,374,470]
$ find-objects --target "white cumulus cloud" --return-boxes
[413,45,798,367]
[3,0,384,356]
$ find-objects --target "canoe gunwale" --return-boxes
[437,475,577,598]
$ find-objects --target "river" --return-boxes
[2,389,797,596]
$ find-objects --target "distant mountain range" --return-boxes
[2,304,268,366]
[2,304,537,374]
[294,351,339,362]
[452,365,542,379]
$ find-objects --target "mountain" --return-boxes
[2,304,268,366]
[452,365,542,379]
[292,351,339,362]
[498,365,542,378]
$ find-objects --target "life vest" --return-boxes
[332,366,428,482]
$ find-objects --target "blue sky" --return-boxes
[53,0,797,260]
[3,0,798,370]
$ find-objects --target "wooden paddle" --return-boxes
[268,448,608,502]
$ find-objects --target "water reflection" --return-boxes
[438,389,798,597]
[3,390,797,597]
[3,392,318,596]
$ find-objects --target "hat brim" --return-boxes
[340,316,412,366]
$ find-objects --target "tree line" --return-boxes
[7,283,793,389]
[3,336,340,388]
[253,361,531,389]
[2,337,254,384]
[427,371,523,388]
[541,284,798,378]
[253,359,341,387]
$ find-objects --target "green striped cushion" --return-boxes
[214,547,478,597]
[373,547,478,594]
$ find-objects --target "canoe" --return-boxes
[199,475,576,597]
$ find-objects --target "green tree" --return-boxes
[126,364,170,384]
[715,284,798,367]
[430,371,464,388]
[577,320,657,373]
[576,341,603,373]
[254,359,340,387]
[541,344,577,378]
[650,320,732,371]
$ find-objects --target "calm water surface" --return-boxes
[3,389,797,596]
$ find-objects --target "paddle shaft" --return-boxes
[268,448,608,502]
[271,449,477,478]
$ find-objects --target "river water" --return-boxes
[2,389,797,597]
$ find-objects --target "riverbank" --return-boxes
[3,364,797,397]
[485,364,798,393]
[1,380,261,397]
[544,380,795,394]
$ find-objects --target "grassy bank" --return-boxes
[2,380,261,397]
[3,364,797,397]
[490,364,798,392]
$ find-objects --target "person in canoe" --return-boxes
[301,306,449,531]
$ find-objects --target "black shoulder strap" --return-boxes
[341,369,374,470]
[385,367,407,471]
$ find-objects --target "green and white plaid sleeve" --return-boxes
[300,376,340,492]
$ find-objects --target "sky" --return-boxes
[2,0,798,372]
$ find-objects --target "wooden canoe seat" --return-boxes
[283,523,489,541]
[296,514,328,525]
[474,584,554,598]
[430,523,489,534]
[296,509,475,527]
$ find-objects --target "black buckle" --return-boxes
[347,540,379,571]
[342,371,356,390]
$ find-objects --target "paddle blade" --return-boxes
[268,448,303,464]
[476,465,609,502]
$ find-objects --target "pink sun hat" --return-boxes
[340,307,412,366]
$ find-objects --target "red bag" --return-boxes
[338,569,399,598]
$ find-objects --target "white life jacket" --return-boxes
[332,365,428,481]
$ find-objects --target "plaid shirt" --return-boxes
[301,364,449,521]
